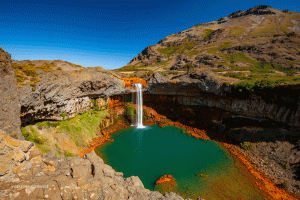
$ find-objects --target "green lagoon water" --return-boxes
[95,125,265,199]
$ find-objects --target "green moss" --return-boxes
[64,151,75,157]
[124,103,136,117]
[201,29,214,38]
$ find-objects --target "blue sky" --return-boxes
[1,0,299,69]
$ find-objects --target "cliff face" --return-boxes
[145,72,300,128]
[19,68,126,125]
[0,48,23,139]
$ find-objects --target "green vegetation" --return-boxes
[57,67,62,70]
[154,58,172,66]
[219,42,232,49]
[230,27,246,36]
[91,99,100,110]
[279,161,289,169]
[201,29,214,38]
[188,49,200,56]
[64,151,75,157]
[143,109,148,120]
[240,142,253,151]
[219,52,256,65]
[11,132,19,139]
[264,162,270,166]
[223,72,247,80]
[11,61,60,87]
[60,112,66,119]
[21,126,50,153]
[36,110,109,147]
[160,71,180,76]
[183,64,194,71]
[157,42,197,57]
[233,77,300,91]
[124,103,136,117]
[273,64,297,76]
[140,70,154,78]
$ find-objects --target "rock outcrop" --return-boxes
[0,48,23,139]
[19,68,126,125]
[145,72,300,128]
[0,131,186,200]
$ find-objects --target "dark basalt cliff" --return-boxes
[145,71,300,128]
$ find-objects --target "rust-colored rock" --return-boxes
[156,175,177,186]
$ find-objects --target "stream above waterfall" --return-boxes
[95,125,266,200]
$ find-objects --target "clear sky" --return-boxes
[1,0,299,69]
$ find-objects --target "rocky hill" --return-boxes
[117,5,300,88]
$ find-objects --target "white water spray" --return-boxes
[135,83,145,129]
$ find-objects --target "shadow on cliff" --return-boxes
[143,94,299,144]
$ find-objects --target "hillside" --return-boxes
[116,5,300,90]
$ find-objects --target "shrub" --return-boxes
[124,103,136,117]
[282,9,289,13]
[279,161,289,169]
[57,67,62,70]
[64,151,75,157]
[223,72,246,80]
[240,142,253,151]
[143,109,148,120]
[273,64,297,76]
[11,132,19,139]
[183,64,194,71]
[201,29,214,38]
[60,112,66,119]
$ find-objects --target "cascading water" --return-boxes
[134,83,145,129]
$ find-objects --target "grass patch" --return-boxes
[223,72,247,80]
[240,142,253,151]
[21,126,50,153]
[230,27,246,36]
[219,52,257,65]
[273,64,297,76]
[233,76,300,91]
[201,29,214,38]
[218,42,233,49]
[64,151,75,157]
[157,42,197,57]
[35,110,109,147]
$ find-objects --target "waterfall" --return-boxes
[135,83,145,129]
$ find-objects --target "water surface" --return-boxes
[95,125,265,199]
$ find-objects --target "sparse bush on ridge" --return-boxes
[201,29,214,38]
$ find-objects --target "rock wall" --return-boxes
[0,130,186,200]
[145,73,300,128]
[0,48,23,139]
[19,69,128,125]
